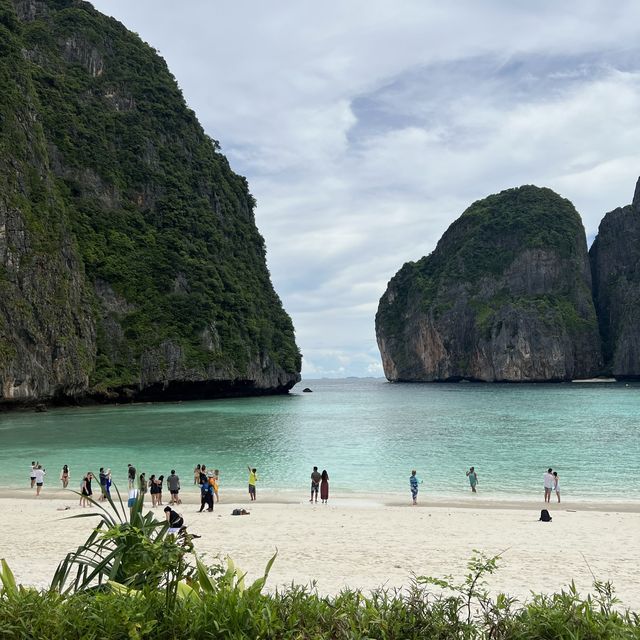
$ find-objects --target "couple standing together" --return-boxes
[310,466,329,503]
[543,468,561,503]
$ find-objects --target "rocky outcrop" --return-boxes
[0,0,300,406]
[589,177,640,378]
[376,186,602,381]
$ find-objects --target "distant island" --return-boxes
[376,179,640,382]
[0,0,300,406]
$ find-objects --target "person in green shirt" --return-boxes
[247,466,258,501]
[466,467,478,493]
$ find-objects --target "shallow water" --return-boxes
[1,378,639,502]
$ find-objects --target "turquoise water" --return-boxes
[1,378,639,502]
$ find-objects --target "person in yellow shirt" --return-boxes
[247,466,257,501]
[212,469,220,502]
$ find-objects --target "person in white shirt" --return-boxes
[34,465,46,496]
[30,461,37,488]
[543,468,554,503]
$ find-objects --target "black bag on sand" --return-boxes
[539,509,552,522]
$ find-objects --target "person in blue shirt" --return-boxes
[409,470,423,505]
[199,478,214,512]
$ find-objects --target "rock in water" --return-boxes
[0,0,300,406]
[589,177,640,378]
[376,186,602,382]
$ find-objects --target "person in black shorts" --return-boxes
[310,466,321,503]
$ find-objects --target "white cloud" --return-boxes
[92,0,640,377]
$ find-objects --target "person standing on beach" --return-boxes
[149,474,158,507]
[248,466,258,501]
[157,475,164,506]
[199,477,214,512]
[409,470,422,505]
[310,466,321,503]
[194,464,201,485]
[80,472,93,507]
[139,473,147,504]
[34,465,46,496]
[99,467,108,502]
[466,467,479,493]
[167,470,181,504]
[105,468,112,499]
[553,471,561,503]
[60,465,70,489]
[127,464,136,489]
[30,461,37,488]
[213,469,220,502]
[543,468,554,503]
[320,469,329,504]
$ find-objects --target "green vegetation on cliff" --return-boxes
[376,185,602,382]
[0,0,300,401]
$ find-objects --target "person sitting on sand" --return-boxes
[164,505,185,531]
[409,470,422,505]
[553,471,560,503]
[248,466,258,501]
[466,467,479,493]
[164,506,200,540]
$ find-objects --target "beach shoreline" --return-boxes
[3,486,639,512]
[2,493,639,610]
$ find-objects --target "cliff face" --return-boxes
[589,177,640,378]
[376,186,602,381]
[0,0,300,405]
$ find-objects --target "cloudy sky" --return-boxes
[92,0,640,378]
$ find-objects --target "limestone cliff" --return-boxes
[589,177,640,378]
[376,186,602,381]
[0,0,300,405]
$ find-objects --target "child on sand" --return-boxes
[248,466,258,501]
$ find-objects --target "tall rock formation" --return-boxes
[0,0,300,405]
[589,177,640,377]
[376,185,602,381]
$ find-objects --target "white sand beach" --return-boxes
[1,490,639,610]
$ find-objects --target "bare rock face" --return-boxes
[376,186,602,381]
[589,177,640,378]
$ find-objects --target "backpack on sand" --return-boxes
[539,509,552,522]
